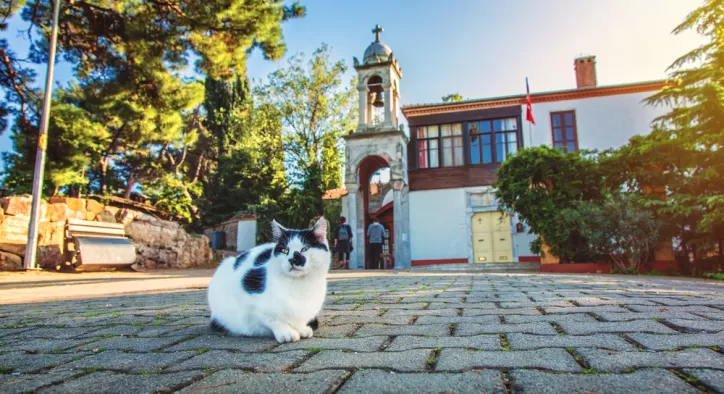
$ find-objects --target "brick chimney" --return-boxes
[574,56,597,88]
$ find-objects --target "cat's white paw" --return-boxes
[273,327,301,343]
[298,325,314,339]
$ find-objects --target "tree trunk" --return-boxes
[123,177,136,199]
[99,158,109,194]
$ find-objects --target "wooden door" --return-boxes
[472,211,513,263]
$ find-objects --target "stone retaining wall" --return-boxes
[0,195,213,271]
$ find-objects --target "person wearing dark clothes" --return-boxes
[367,217,385,270]
[334,217,354,269]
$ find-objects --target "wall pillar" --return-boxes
[357,86,368,131]
[392,179,411,269]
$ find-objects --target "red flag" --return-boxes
[526,78,535,125]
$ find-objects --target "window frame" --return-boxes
[468,117,520,166]
[416,125,440,169]
[549,110,579,153]
[440,123,464,167]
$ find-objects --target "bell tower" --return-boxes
[353,24,403,133]
[343,25,410,270]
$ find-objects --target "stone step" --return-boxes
[411,262,540,272]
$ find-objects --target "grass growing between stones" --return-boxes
[426,348,442,371]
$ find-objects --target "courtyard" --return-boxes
[0,271,723,393]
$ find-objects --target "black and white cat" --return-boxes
[207,218,330,343]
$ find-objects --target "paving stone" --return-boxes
[499,301,573,309]
[681,369,724,393]
[507,333,635,351]
[595,311,703,321]
[665,318,724,333]
[509,369,699,394]
[179,370,349,393]
[455,322,557,336]
[628,332,724,350]
[627,305,722,313]
[1,338,96,353]
[0,368,84,394]
[165,335,278,352]
[463,308,541,316]
[386,335,499,351]
[504,313,597,324]
[544,306,628,314]
[295,349,430,372]
[0,352,85,373]
[415,315,499,325]
[435,348,580,372]
[38,371,202,394]
[339,370,504,393]
[0,327,36,338]
[578,348,724,372]
[573,297,657,306]
[136,325,180,337]
[60,350,195,373]
[79,325,141,338]
[690,310,724,320]
[324,304,362,311]
[76,336,182,352]
[168,349,309,372]
[272,336,387,353]
[558,320,677,335]
[319,310,380,318]
[359,303,427,310]
[314,323,359,338]
[354,324,449,337]
[330,315,413,325]
[384,308,460,317]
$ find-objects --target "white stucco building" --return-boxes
[339,26,668,270]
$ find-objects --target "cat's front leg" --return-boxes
[264,319,301,343]
[292,322,314,339]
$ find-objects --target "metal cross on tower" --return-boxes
[372,24,383,42]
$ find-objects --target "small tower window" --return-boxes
[367,76,385,126]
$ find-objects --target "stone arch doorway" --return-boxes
[358,155,394,269]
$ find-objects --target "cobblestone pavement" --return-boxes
[1,272,723,393]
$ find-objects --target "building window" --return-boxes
[441,123,464,167]
[550,111,578,153]
[469,117,518,164]
[417,125,439,169]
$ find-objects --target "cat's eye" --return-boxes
[301,247,309,252]
[280,248,289,254]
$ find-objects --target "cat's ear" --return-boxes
[312,217,327,243]
[271,220,287,242]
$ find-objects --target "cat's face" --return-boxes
[271,218,329,278]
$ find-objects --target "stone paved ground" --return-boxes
[1,272,723,393]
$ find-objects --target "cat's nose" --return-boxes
[290,251,305,267]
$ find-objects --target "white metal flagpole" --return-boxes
[24,0,62,270]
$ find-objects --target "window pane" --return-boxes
[496,141,505,163]
[429,139,438,149]
[554,142,565,151]
[504,118,517,131]
[564,112,574,126]
[429,147,439,168]
[454,145,464,165]
[495,133,504,144]
[551,114,561,127]
[553,128,562,142]
[418,140,428,168]
[470,136,481,164]
[566,127,575,140]
[493,119,504,132]
[482,144,492,164]
[479,121,492,133]
[468,122,480,135]
[508,141,517,157]
[442,137,453,167]
[452,123,463,135]
[441,124,451,137]
[567,142,577,152]
[417,128,426,139]
[506,131,517,144]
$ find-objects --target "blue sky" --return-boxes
[0,0,705,160]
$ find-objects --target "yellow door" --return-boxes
[472,212,513,263]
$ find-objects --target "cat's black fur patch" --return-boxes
[233,251,250,270]
[210,318,228,333]
[242,267,266,294]
[275,229,329,253]
[307,317,319,330]
[253,248,273,266]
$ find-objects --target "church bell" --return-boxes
[372,92,384,108]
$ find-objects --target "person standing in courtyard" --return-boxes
[334,216,353,269]
[367,217,385,270]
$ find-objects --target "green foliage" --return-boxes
[442,93,463,103]
[563,195,660,273]
[611,0,724,257]
[704,272,724,280]
[495,146,605,263]
[257,44,357,213]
